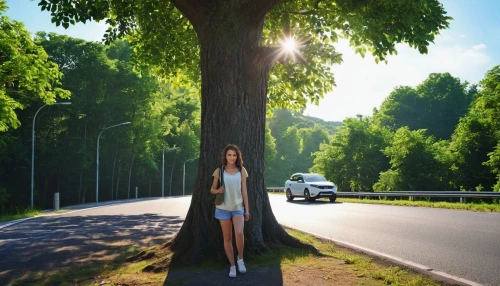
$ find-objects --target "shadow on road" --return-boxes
[0,213,184,284]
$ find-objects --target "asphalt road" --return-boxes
[0,197,191,285]
[268,194,500,286]
[1,196,499,285]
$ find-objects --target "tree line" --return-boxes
[313,69,500,194]
[0,10,202,212]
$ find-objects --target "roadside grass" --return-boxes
[269,192,500,212]
[0,209,70,223]
[0,208,40,222]
[254,228,442,286]
[13,228,444,285]
[336,197,500,212]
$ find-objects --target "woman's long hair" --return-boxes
[221,144,243,167]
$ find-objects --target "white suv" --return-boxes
[285,173,337,202]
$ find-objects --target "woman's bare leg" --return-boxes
[232,214,244,260]
[220,219,235,266]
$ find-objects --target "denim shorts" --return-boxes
[215,208,244,220]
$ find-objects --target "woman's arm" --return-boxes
[241,170,249,221]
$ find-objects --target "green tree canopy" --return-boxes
[0,0,69,132]
[39,0,451,110]
[265,110,332,186]
[373,73,475,140]
[313,117,390,191]
[374,127,447,192]
[450,65,500,191]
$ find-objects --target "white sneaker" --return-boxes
[229,266,237,278]
[237,258,247,273]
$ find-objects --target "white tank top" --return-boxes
[216,171,243,211]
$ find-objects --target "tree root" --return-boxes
[142,257,171,273]
[125,244,174,273]
[125,250,152,262]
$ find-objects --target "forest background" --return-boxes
[1,0,500,214]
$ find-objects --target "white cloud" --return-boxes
[472,43,487,50]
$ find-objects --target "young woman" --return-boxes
[210,144,250,278]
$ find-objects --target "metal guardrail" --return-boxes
[336,191,500,204]
[267,187,285,192]
[266,188,500,203]
[336,191,500,198]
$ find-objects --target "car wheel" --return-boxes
[329,195,337,203]
[304,189,311,201]
[286,189,294,201]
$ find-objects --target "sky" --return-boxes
[5,0,500,122]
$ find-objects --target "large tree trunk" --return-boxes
[169,0,306,265]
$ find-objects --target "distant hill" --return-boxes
[268,109,343,137]
[299,114,343,135]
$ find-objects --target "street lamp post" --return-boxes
[162,147,178,198]
[183,157,198,196]
[31,102,71,209]
[96,122,131,203]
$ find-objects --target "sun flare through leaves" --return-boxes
[277,35,306,63]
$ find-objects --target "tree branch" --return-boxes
[278,0,334,15]
[169,0,213,28]
[280,9,336,15]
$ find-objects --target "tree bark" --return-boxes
[169,1,307,265]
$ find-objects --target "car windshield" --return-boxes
[304,174,327,182]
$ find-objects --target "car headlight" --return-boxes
[310,184,318,188]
